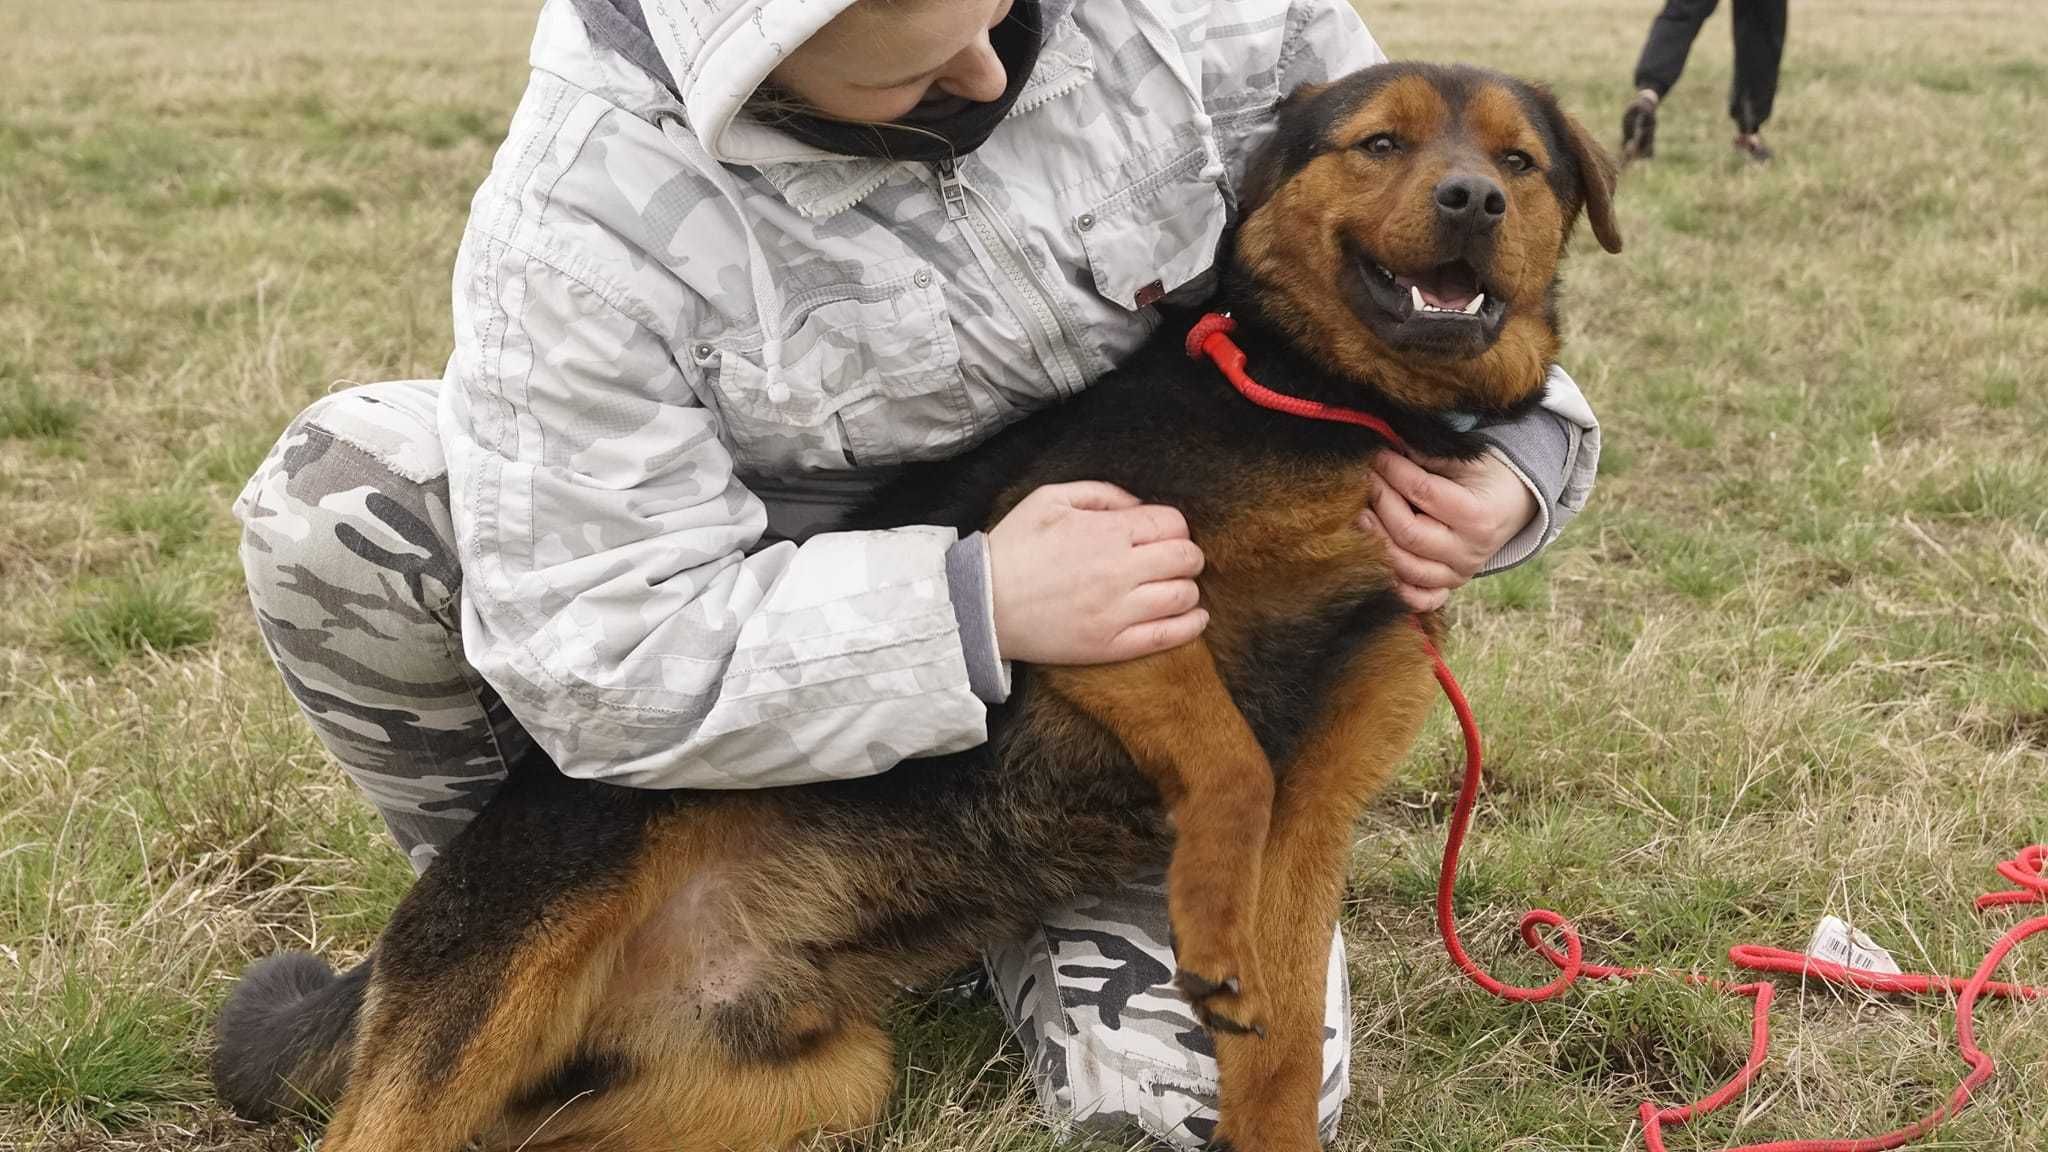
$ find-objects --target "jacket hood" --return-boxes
[577,0,1075,164]
[637,0,860,164]
[551,0,1107,397]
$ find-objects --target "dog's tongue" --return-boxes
[1396,263,1482,311]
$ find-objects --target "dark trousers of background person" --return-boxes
[1633,0,1789,134]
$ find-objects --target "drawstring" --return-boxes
[1121,0,1217,176]
[660,115,789,402]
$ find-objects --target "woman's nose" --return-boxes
[936,37,1007,103]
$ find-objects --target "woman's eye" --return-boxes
[1502,150,1536,173]
[1360,134,1399,156]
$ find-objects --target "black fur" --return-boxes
[211,951,371,1120]
[1236,585,1411,767]
[376,753,670,1081]
[510,1048,634,1113]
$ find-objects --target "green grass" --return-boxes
[0,977,194,1131]
[60,573,218,667]
[0,371,84,442]
[105,489,214,560]
[3,0,2046,1149]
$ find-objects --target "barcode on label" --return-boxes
[1805,915,1903,975]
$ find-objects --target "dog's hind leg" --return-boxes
[1046,639,1276,1036]
[319,883,654,1152]
[479,1015,896,1152]
[321,812,749,1152]
[1211,627,1436,1152]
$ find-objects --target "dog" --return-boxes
[212,61,1620,1152]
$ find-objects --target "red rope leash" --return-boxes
[1426,628,2047,1151]
[1185,313,1408,444]
[1184,313,2048,1151]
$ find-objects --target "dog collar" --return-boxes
[1185,313,1480,448]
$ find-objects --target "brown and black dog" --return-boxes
[213,62,1619,1152]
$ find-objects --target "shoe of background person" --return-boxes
[1733,132,1775,163]
[1621,88,1659,163]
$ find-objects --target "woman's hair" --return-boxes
[743,84,953,156]
[740,0,956,154]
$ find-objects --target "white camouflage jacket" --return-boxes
[440,0,1602,790]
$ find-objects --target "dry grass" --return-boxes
[3,0,2045,1149]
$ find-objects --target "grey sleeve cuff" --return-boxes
[1473,403,1575,574]
[946,532,1012,704]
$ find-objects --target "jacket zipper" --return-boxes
[937,158,972,223]
[935,158,1086,398]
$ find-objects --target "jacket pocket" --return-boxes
[695,265,974,472]
[1075,148,1230,311]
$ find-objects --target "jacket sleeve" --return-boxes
[1276,0,1389,89]
[1473,365,1602,574]
[442,240,994,790]
[1212,0,1390,197]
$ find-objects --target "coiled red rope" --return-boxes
[1422,632,2047,1151]
[1185,313,2048,1151]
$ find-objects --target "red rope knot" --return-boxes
[1184,311,1237,360]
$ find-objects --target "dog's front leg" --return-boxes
[1045,640,1274,1036]
[1212,625,1440,1152]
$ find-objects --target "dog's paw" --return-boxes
[1174,965,1268,1039]
[1211,1123,1322,1152]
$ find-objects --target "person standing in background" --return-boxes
[1620,0,1788,164]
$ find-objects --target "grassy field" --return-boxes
[2,0,2044,1149]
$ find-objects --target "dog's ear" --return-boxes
[1238,136,1286,218]
[1239,81,1330,214]
[1557,107,1623,254]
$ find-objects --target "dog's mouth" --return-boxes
[1346,246,1509,356]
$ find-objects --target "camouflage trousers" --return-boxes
[235,379,1351,1146]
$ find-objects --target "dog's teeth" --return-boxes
[1462,293,1485,315]
[1410,285,1426,313]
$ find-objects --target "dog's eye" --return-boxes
[1359,133,1400,156]
[1501,150,1537,173]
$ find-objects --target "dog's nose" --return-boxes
[1434,174,1507,234]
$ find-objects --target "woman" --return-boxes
[235,0,1601,1142]
[1620,0,1788,163]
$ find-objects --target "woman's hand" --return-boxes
[988,481,1207,664]
[1358,450,1537,612]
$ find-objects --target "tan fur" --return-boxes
[1048,641,1278,1031]
[1236,74,1618,415]
[1214,625,1440,1152]
[482,1018,894,1151]
[323,812,764,1152]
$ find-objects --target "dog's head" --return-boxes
[1233,63,1622,418]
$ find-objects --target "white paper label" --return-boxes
[1805,915,1902,975]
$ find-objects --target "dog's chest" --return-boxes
[1192,460,1408,768]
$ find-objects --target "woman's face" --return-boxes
[768,0,1018,123]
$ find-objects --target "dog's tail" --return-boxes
[211,950,370,1120]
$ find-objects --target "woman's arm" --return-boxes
[444,229,1210,789]
[443,240,1000,791]
[1472,364,1602,572]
